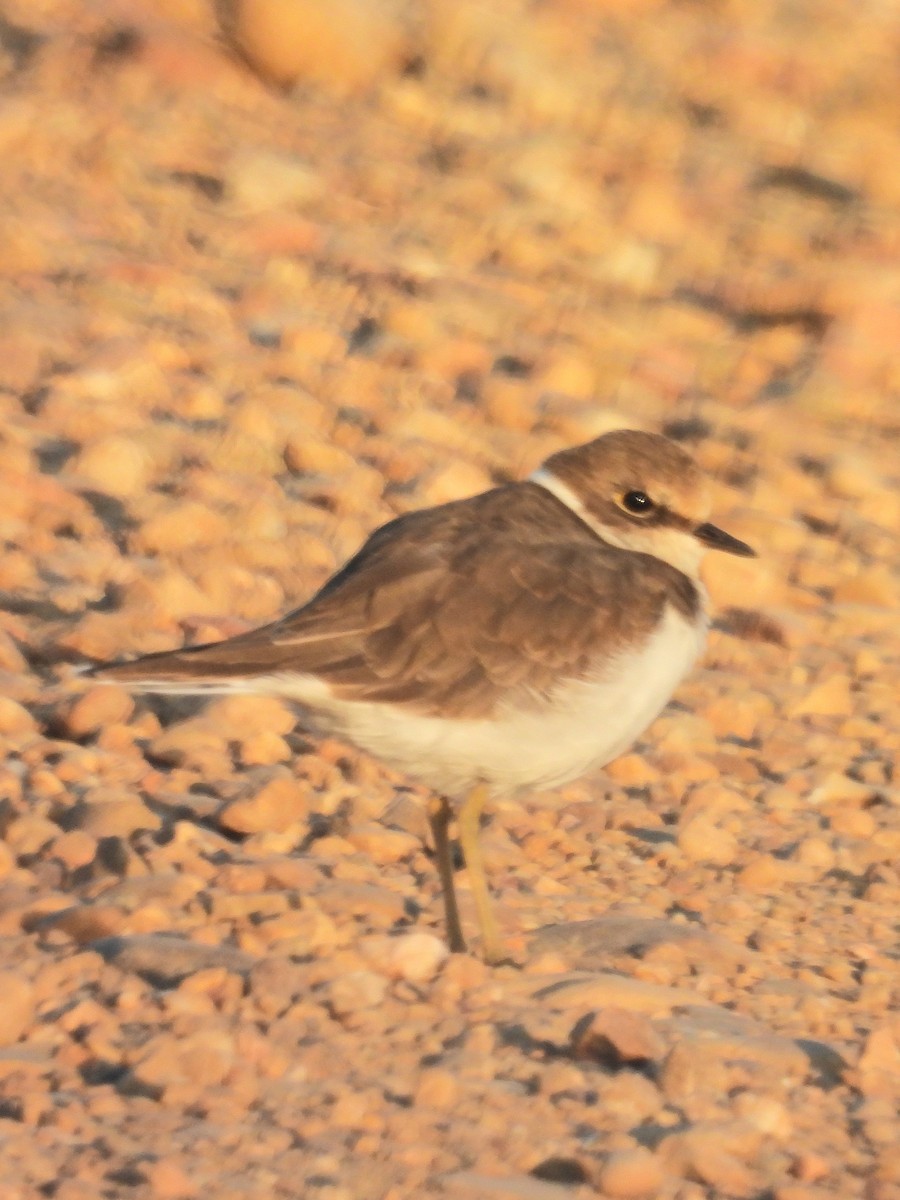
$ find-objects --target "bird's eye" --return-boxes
[621,490,655,516]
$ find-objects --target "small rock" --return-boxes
[828,453,884,501]
[262,857,322,891]
[789,675,853,718]
[48,830,98,870]
[439,953,491,994]
[793,836,835,871]
[227,0,407,93]
[833,567,898,606]
[30,904,125,944]
[346,822,420,864]
[135,501,230,554]
[442,1172,577,1199]
[702,552,781,609]
[604,753,660,785]
[0,841,16,879]
[417,460,494,507]
[177,1028,237,1087]
[63,685,134,738]
[659,1040,720,1102]
[248,956,312,1017]
[227,148,323,216]
[700,692,770,740]
[75,793,161,837]
[661,1121,764,1198]
[330,1088,379,1129]
[327,969,388,1016]
[90,934,254,985]
[208,890,289,921]
[73,435,151,498]
[205,694,295,737]
[527,972,711,1014]
[250,906,340,954]
[218,774,311,835]
[677,814,739,865]
[857,1025,900,1098]
[283,431,365,479]
[147,719,230,772]
[415,1067,461,1109]
[530,915,748,970]
[133,1028,235,1090]
[681,782,752,821]
[142,1158,198,1199]
[790,1152,831,1184]
[0,630,27,674]
[385,932,449,983]
[314,881,407,926]
[738,853,793,890]
[597,1148,666,1199]
[732,1092,793,1139]
[828,807,876,839]
[774,1186,834,1200]
[0,973,35,1044]
[536,351,596,399]
[0,696,38,737]
[237,731,292,766]
[571,1008,666,1066]
[809,772,875,806]
[4,815,59,856]
[662,1009,810,1093]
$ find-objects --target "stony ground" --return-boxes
[0,0,898,1197]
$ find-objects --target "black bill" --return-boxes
[694,522,756,557]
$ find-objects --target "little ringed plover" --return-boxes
[89,428,755,963]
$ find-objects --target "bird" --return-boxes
[88,428,755,964]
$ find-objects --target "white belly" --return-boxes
[276,602,707,800]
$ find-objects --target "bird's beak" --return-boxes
[694,522,756,557]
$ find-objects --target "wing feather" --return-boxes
[92,485,698,717]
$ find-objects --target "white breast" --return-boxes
[273,601,708,800]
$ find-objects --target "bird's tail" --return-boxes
[87,639,277,696]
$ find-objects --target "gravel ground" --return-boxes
[0,1,899,1197]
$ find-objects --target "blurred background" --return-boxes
[0,0,897,672]
[0,5,899,1198]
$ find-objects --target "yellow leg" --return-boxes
[427,795,466,954]
[457,782,505,965]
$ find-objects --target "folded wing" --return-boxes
[91,490,688,717]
